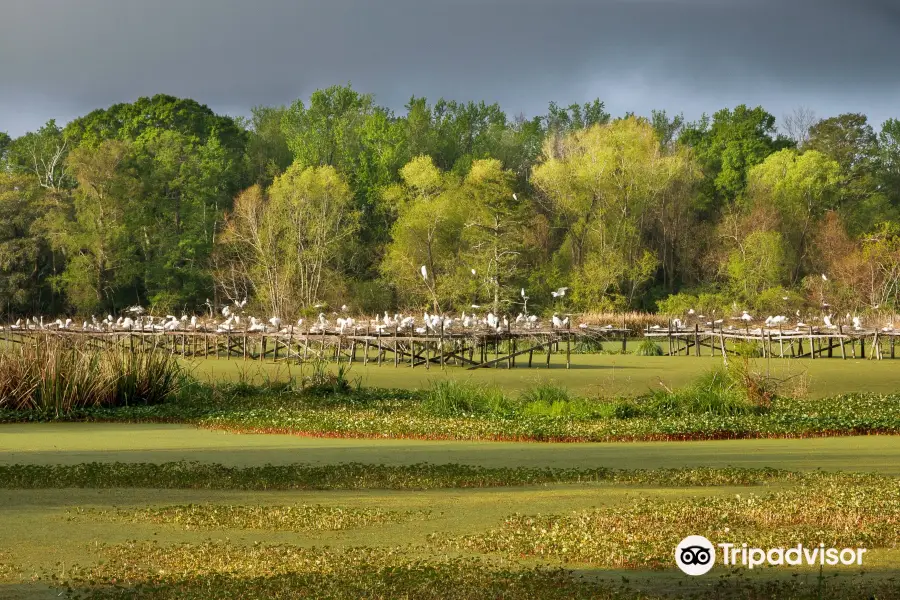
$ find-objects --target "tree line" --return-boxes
[2,86,899,318]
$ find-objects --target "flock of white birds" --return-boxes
[0,287,598,336]
[654,309,889,334]
[1,277,891,336]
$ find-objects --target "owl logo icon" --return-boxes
[675,535,715,575]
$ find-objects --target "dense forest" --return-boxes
[1,86,899,319]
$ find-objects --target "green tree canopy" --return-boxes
[680,105,792,210]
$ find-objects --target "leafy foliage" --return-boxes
[4,90,900,315]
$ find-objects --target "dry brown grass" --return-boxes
[577,311,669,329]
[0,336,183,414]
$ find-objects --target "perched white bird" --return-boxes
[551,314,563,329]
[420,265,428,281]
[822,274,828,281]
[687,308,695,315]
[740,311,753,322]
[471,268,476,276]
[269,316,282,330]
[852,316,863,330]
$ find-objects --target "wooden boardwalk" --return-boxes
[644,324,900,359]
[0,326,633,370]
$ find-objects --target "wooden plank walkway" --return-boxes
[0,326,634,370]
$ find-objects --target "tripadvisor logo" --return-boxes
[675,536,867,576]
[675,535,716,575]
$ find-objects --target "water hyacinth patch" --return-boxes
[72,503,431,532]
[58,543,612,600]
[432,474,900,569]
[0,462,804,490]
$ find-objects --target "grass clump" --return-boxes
[633,339,664,356]
[421,380,510,417]
[75,503,430,532]
[612,360,779,419]
[646,367,768,417]
[0,337,183,415]
[518,384,615,419]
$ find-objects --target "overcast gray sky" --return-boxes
[1,0,899,137]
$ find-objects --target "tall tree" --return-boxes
[0,132,10,165]
[130,130,234,309]
[282,85,406,270]
[0,173,47,313]
[781,106,817,148]
[533,117,690,309]
[746,149,842,283]
[240,105,293,187]
[6,120,72,192]
[460,159,525,312]
[48,140,141,312]
[679,105,792,211]
[380,156,467,310]
[878,119,900,209]
[219,164,359,317]
[806,113,885,231]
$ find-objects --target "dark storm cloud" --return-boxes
[1,0,898,136]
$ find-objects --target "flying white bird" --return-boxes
[551,287,569,298]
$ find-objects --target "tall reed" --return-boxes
[0,336,183,415]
